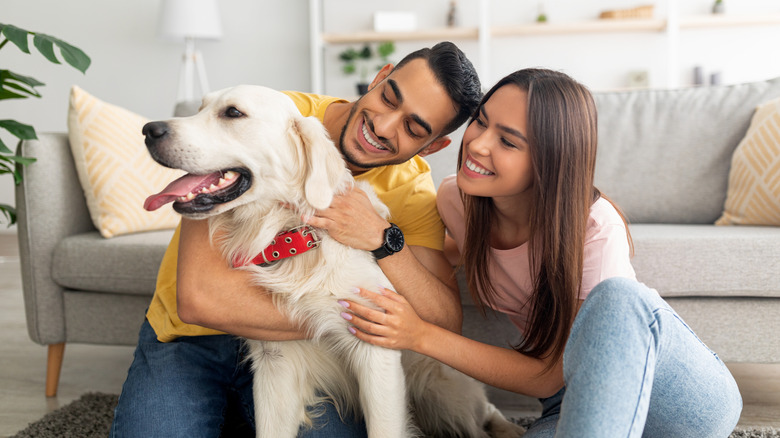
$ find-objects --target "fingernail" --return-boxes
[348,326,357,335]
[338,300,350,308]
[351,287,361,294]
[340,312,353,321]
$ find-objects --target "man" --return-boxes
[111,42,481,437]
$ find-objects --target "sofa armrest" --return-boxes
[15,133,96,345]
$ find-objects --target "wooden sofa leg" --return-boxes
[46,343,65,397]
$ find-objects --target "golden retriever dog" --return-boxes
[142,85,525,438]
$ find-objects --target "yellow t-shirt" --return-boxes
[146,91,445,342]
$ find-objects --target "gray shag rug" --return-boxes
[11,392,780,438]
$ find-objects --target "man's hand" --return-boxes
[303,185,389,251]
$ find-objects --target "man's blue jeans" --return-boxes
[524,277,743,437]
[110,320,367,437]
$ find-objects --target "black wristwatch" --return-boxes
[371,223,404,260]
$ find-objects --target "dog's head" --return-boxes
[143,85,348,219]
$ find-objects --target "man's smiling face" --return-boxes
[338,58,457,172]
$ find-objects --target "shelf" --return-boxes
[679,13,780,29]
[492,19,666,37]
[321,27,479,44]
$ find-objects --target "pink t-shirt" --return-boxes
[436,175,636,332]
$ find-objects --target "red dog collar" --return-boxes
[243,226,321,266]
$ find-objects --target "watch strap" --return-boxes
[371,245,393,260]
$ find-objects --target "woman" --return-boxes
[339,69,742,437]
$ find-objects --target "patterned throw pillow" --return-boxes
[67,86,183,238]
[716,96,780,226]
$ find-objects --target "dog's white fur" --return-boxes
[147,85,524,437]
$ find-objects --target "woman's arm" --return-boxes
[305,186,462,332]
[342,287,567,399]
[176,217,309,341]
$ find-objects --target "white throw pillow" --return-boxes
[67,86,183,238]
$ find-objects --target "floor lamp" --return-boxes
[158,0,222,113]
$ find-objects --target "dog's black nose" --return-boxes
[142,122,173,167]
[142,121,169,143]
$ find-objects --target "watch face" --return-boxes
[386,225,405,252]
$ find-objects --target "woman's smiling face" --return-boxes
[457,84,534,201]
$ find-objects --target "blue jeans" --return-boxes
[524,277,742,438]
[110,319,368,438]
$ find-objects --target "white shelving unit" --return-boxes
[309,0,780,93]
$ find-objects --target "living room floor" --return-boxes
[1,233,778,436]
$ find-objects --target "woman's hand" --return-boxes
[340,286,431,351]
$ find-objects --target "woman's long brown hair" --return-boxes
[457,69,629,372]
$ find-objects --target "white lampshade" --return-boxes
[158,0,223,41]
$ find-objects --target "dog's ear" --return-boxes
[289,116,347,210]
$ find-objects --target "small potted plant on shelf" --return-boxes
[0,23,90,225]
[712,0,725,14]
[339,41,395,95]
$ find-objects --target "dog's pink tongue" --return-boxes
[144,173,218,211]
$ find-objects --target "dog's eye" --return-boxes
[225,107,244,118]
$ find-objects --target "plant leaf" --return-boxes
[43,34,91,73]
[0,120,37,140]
[359,45,372,59]
[377,41,395,58]
[0,25,91,73]
[2,70,46,87]
[32,34,60,65]
[0,203,17,226]
[0,150,33,186]
[0,88,29,100]
[8,155,37,165]
[1,23,30,54]
[0,157,14,174]
[0,137,12,154]
[339,48,358,62]
[0,70,45,100]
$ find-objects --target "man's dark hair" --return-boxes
[395,41,482,136]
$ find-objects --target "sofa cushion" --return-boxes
[67,86,184,238]
[52,229,174,295]
[716,96,780,226]
[629,224,780,298]
[593,76,780,224]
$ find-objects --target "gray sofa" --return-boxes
[16,77,780,401]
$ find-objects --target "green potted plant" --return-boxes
[338,41,395,95]
[0,23,90,225]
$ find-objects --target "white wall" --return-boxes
[0,0,311,229]
[2,0,780,230]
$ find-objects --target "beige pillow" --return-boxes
[716,96,780,226]
[67,86,183,238]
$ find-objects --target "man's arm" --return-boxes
[176,217,309,341]
[305,187,462,333]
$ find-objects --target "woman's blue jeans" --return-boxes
[524,277,743,438]
[110,320,367,437]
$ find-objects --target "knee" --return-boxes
[569,277,663,345]
[581,277,659,315]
